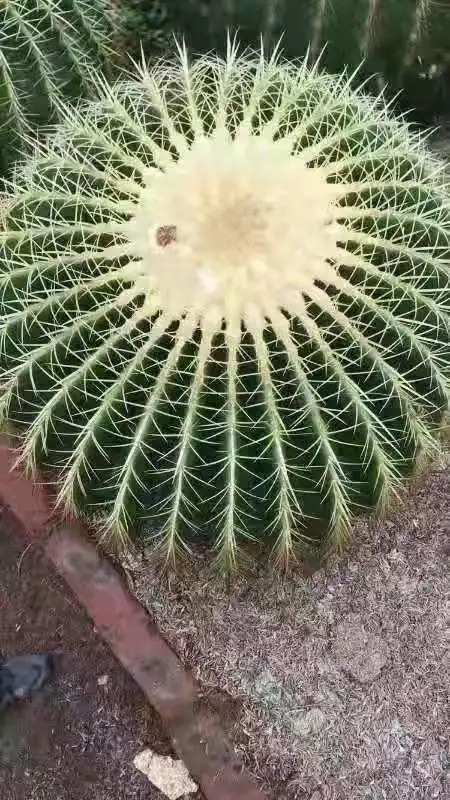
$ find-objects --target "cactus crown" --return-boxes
[0,40,449,569]
[0,0,113,178]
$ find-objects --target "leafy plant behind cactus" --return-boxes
[0,41,448,569]
[0,0,114,181]
[152,0,450,123]
[113,0,171,61]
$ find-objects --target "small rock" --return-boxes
[97,674,109,687]
[332,616,389,683]
[133,749,197,799]
[0,654,54,711]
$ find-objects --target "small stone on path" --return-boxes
[133,749,198,799]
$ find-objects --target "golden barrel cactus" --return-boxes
[0,41,448,568]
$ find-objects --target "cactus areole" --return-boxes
[0,42,449,568]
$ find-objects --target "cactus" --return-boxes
[0,0,114,180]
[0,41,448,569]
[148,1,450,122]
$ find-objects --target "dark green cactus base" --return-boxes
[2,307,447,550]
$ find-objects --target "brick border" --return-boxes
[0,435,269,800]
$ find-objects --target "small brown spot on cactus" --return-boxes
[156,225,177,247]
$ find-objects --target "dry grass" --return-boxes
[127,453,449,800]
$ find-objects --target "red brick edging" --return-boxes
[0,436,269,800]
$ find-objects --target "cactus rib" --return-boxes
[0,0,113,179]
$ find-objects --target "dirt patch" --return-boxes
[0,508,182,800]
[131,460,449,800]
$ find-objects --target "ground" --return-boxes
[0,507,178,800]
[131,459,449,800]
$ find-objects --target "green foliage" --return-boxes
[133,0,450,122]
[0,43,448,569]
[114,0,171,60]
[0,0,114,181]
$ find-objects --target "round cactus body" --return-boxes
[0,0,113,180]
[0,42,449,567]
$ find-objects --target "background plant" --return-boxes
[126,1,450,124]
[111,0,170,61]
[0,43,448,569]
[0,0,114,183]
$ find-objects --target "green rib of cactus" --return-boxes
[0,0,113,179]
[0,41,449,569]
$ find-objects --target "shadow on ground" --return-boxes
[0,509,175,800]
